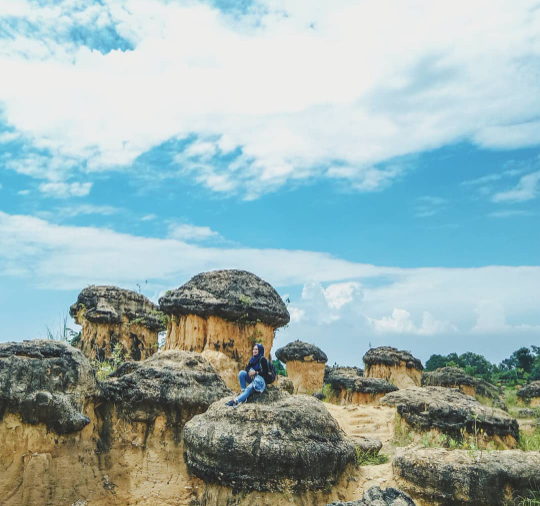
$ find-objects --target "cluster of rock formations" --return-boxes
[517,380,540,406]
[363,347,423,389]
[275,340,328,394]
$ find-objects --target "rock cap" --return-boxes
[70,285,165,331]
[275,340,328,363]
[517,381,540,401]
[326,375,398,395]
[363,347,423,371]
[159,269,290,328]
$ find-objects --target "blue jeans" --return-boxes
[237,370,266,404]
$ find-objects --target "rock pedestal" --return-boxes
[159,270,289,391]
[183,388,357,492]
[422,367,506,409]
[380,386,519,448]
[363,347,423,389]
[517,381,540,407]
[70,285,166,362]
[325,374,398,405]
[275,340,328,394]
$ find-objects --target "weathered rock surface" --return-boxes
[327,486,416,506]
[381,387,519,446]
[160,270,290,390]
[159,269,290,327]
[364,347,423,389]
[325,366,364,382]
[275,340,328,363]
[184,388,356,492]
[0,340,97,434]
[70,285,165,361]
[326,374,398,405]
[355,436,383,456]
[518,407,537,418]
[275,375,294,394]
[422,367,506,409]
[518,380,540,406]
[394,446,540,506]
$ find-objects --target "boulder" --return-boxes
[380,387,519,447]
[0,340,97,434]
[355,436,383,456]
[363,347,423,389]
[326,486,416,506]
[517,381,540,407]
[70,285,166,361]
[325,374,398,405]
[325,365,364,381]
[517,408,537,418]
[183,388,356,492]
[393,446,540,506]
[99,350,231,432]
[275,375,294,394]
[422,367,506,409]
[275,340,328,394]
[160,270,290,391]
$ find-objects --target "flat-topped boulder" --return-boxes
[517,381,540,407]
[183,388,356,492]
[364,347,423,388]
[70,285,166,361]
[100,350,231,430]
[275,340,328,394]
[0,340,97,434]
[422,367,506,409]
[381,386,519,447]
[325,374,398,405]
[327,486,417,506]
[394,447,540,506]
[160,270,290,391]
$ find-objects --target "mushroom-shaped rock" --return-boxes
[70,285,166,361]
[0,340,98,434]
[100,350,231,431]
[422,367,506,409]
[160,270,290,391]
[381,386,519,447]
[393,447,540,506]
[183,389,356,492]
[275,340,328,394]
[517,381,540,407]
[327,486,417,506]
[325,375,398,405]
[363,347,423,388]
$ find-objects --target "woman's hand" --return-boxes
[249,369,256,378]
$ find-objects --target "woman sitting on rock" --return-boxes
[226,343,270,407]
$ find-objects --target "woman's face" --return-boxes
[253,344,259,356]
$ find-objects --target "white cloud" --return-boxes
[17,189,30,195]
[141,213,157,221]
[1,0,540,197]
[487,209,533,218]
[461,168,527,186]
[492,170,540,203]
[167,223,220,242]
[55,204,121,218]
[370,308,457,335]
[415,195,448,217]
[38,182,93,198]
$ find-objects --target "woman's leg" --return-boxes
[236,381,255,404]
[238,370,251,391]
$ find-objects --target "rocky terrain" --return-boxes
[518,380,540,406]
[325,372,398,405]
[363,347,423,389]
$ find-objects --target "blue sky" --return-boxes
[0,0,539,367]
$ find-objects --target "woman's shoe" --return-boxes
[225,399,236,407]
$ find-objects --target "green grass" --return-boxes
[321,383,338,402]
[508,490,540,506]
[356,450,389,466]
[504,386,519,416]
[393,413,414,447]
[519,428,540,452]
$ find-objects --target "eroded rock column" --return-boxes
[363,346,423,389]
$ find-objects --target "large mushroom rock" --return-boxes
[325,374,398,405]
[363,347,423,389]
[275,340,328,394]
[327,486,417,506]
[99,350,231,436]
[422,367,506,409]
[517,381,540,407]
[380,386,519,448]
[70,285,166,362]
[183,388,357,492]
[0,340,97,434]
[159,270,290,391]
[393,446,540,506]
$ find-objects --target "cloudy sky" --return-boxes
[0,0,539,366]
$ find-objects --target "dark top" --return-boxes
[246,357,272,384]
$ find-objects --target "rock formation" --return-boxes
[160,270,290,391]
[326,486,417,506]
[363,347,423,388]
[380,386,519,447]
[394,447,540,506]
[275,374,295,394]
[183,388,357,492]
[517,380,540,407]
[325,373,398,405]
[275,340,328,394]
[70,285,166,361]
[422,367,506,409]
[0,340,98,434]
